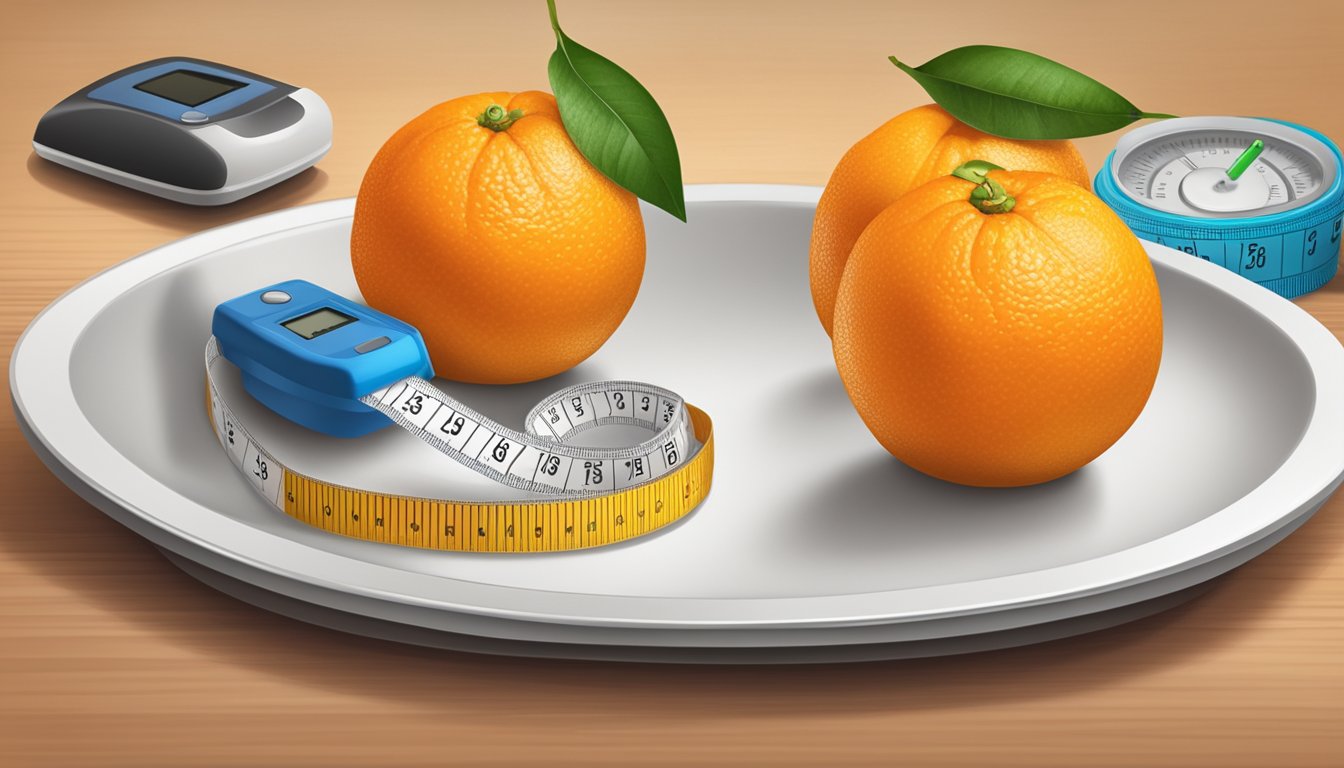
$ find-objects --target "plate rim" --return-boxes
[12,184,1344,630]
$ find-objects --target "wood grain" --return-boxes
[2,1,1342,765]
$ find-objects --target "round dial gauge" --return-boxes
[1111,117,1336,219]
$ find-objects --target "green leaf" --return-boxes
[546,3,686,221]
[890,46,1175,140]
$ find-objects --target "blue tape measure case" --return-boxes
[1095,119,1344,300]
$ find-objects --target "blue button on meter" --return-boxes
[212,280,433,438]
[34,57,332,206]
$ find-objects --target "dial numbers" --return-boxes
[1117,131,1326,218]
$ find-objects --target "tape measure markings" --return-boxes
[365,376,696,496]
[1147,215,1343,278]
[205,337,715,553]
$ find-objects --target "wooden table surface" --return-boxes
[3,1,1342,765]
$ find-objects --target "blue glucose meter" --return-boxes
[34,57,332,205]
[204,282,710,551]
[212,280,432,437]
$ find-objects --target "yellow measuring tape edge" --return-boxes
[205,378,715,554]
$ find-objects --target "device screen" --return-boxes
[281,307,357,340]
[133,69,247,107]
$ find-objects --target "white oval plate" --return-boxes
[12,186,1344,662]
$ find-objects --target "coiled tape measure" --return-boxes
[206,280,714,553]
[1095,116,1344,299]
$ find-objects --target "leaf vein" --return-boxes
[553,36,680,207]
[910,67,1135,119]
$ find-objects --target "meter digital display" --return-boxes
[281,307,356,340]
[133,69,247,107]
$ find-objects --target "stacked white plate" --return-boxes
[12,186,1344,662]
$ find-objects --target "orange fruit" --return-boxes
[832,167,1163,487]
[351,91,645,384]
[810,104,1090,336]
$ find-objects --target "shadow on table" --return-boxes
[25,152,331,231]
[2,427,1334,721]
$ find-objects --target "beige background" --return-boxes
[2,1,1343,765]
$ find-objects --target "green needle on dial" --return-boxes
[1226,139,1265,181]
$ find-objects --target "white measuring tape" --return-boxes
[205,337,715,553]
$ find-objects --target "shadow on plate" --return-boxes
[1,432,1335,721]
[755,367,1105,582]
[26,152,330,231]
